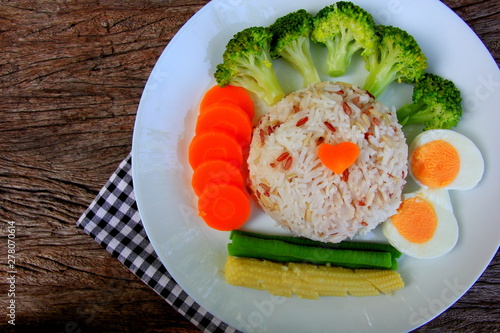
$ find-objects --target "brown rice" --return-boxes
[247,81,408,243]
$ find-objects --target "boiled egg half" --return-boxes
[408,129,484,190]
[382,188,458,259]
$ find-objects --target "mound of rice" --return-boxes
[247,81,408,243]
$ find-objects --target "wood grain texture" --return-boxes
[0,0,498,332]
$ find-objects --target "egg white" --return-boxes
[408,129,484,190]
[382,188,458,259]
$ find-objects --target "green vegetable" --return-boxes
[362,25,428,98]
[269,9,320,87]
[214,26,285,105]
[230,230,402,258]
[311,1,378,77]
[397,73,463,130]
[228,232,397,269]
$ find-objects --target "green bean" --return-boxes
[228,233,394,269]
[230,230,402,258]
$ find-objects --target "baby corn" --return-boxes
[224,256,404,299]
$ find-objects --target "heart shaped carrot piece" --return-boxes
[318,142,360,175]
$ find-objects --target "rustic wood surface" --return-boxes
[0,0,498,332]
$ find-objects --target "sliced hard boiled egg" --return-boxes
[382,188,458,259]
[408,129,484,190]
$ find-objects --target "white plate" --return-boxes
[131,0,500,332]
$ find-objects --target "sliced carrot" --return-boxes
[192,160,245,197]
[200,85,255,120]
[196,102,253,146]
[188,132,243,170]
[318,142,360,175]
[198,184,251,231]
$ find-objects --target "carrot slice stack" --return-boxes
[187,84,256,231]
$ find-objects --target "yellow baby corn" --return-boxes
[224,256,404,299]
[354,269,405,294]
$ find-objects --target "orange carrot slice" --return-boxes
[188,132,243,170]
[195,102,253,146]
[200,85,254,120]
[318,142,360,175]
[198,184,251,231]
[192,160,245,197]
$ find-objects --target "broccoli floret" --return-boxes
[214,26,285,105]
[362,25,427,98]
[311,1,378,77]
[269,9,320,87]
[397,73,463,130]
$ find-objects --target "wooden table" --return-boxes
[1,0,498,332]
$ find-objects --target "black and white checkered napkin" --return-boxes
[77,154,239,333]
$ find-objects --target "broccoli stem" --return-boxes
[235,56,285,105]
[325,34,360,77]
[363,38,415,98]
[397,100,423,125]
[253,68,285,105]
[363,63,399,98]
[280,37,320,86]
[397,100,435,126]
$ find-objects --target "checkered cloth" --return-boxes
[77,154,239,333]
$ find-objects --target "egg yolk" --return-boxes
[391,197,438,243]
[411,140,460,188]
